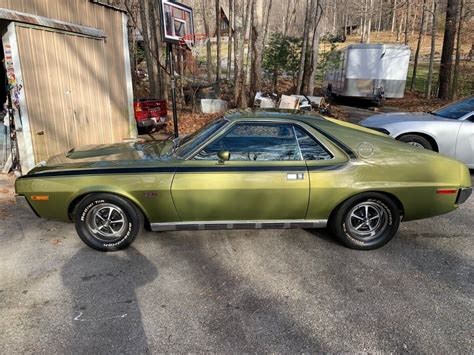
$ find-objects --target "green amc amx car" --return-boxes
[15,110,472,252]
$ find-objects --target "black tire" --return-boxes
[398,134,433,150]
[137,126,153,135]
[329,192,401,250]
[73,193,144,252]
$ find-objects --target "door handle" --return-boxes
[287,172,305,180]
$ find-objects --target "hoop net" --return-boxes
[179,33,209,58]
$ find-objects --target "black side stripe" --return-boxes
[20,164,346,178]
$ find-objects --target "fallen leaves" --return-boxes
[389,91,447,112]
[164,110,223,135]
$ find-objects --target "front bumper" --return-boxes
[456,187,472,205]
[15,195,39,217]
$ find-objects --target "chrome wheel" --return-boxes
[346,201,388,240]
[407,141,425,149]
[85,203,128,242]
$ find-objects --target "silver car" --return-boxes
[360,96,474,169]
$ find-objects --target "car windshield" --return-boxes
[432,96,474,119]
[176,118,228,158]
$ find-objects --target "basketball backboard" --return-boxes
[159,0,194,44]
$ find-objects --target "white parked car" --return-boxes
[360,96,474,168]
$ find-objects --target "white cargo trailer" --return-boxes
[324,44,411,102]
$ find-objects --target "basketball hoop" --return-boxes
[179,33,209,58]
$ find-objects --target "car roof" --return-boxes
[224,109,326,122]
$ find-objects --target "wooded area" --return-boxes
[117,0,473,111]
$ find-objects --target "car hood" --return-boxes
[360,112,437,126]
[27,140,174,175]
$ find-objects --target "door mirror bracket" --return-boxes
[217,150,230,164]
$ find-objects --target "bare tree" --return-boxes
[306,1,323,95]
[438,0,460,99]
[215,0,221,82]
[296,0,311,94]
[391,0,397,32]
[283,0,298,37]
[404,0,410,45]
[201,0,213,82]
[367,0,373,43]
[261,0,273,58]
[250,0,265,101]
[361,0,368,42]
[139,0,157,96]
[234,0,252,107]
[426,0,437,98]
[411,0,427,91]
[452,0,465,99]
[226,0,233,80]
[376,0,383,38]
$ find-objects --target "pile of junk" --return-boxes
[253,92,331,116]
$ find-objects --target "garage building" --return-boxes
[0,0,137,174]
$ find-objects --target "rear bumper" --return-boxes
[15,195,39,217]
[456,187,472,205]
[136,117,167,128]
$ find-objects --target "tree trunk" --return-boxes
[150,0,164,98]
[283,0,292,37]
[391,0,397,32]
[296,0,310,94]
[139,0,156,96]
[233,0,239,85]
[438,0,459,99]
[303,0,316,93]
[411,0,427,91]
[201,0,213,82]
[451,0,464,99]
[226,0,233,81]
[250,0,264,102]
[397,11,404,42]
[361,0,367,43]
[234,0,252,107]
[307,1,323,95]
[215,0,221,83]
[261,0,272,60]
[344,5,349,36]
[404,0,410,45]
[411,4,417,36]
[376,0,383,38]
[426,0,437,98]
[367,0,373,43]
[241,1,253,107]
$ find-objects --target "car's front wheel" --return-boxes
[73,193,144,252]
[398,134,434,150]
[329,193,401,250]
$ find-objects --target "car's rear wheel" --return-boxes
[329,192,401,250]
[398,134,433,150]
[74,193,144,252]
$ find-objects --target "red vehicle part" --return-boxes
[134,99,167,130]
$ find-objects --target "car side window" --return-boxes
[194,123,301,161]
[294,126,333,160]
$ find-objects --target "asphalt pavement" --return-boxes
[0,172,473,353]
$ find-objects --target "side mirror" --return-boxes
[217,150,230,163]
[467,114,474,122]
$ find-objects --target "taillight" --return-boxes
[436,189,457,195]
[134,102,142,112]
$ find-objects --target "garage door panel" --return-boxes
[15,26,117,162]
